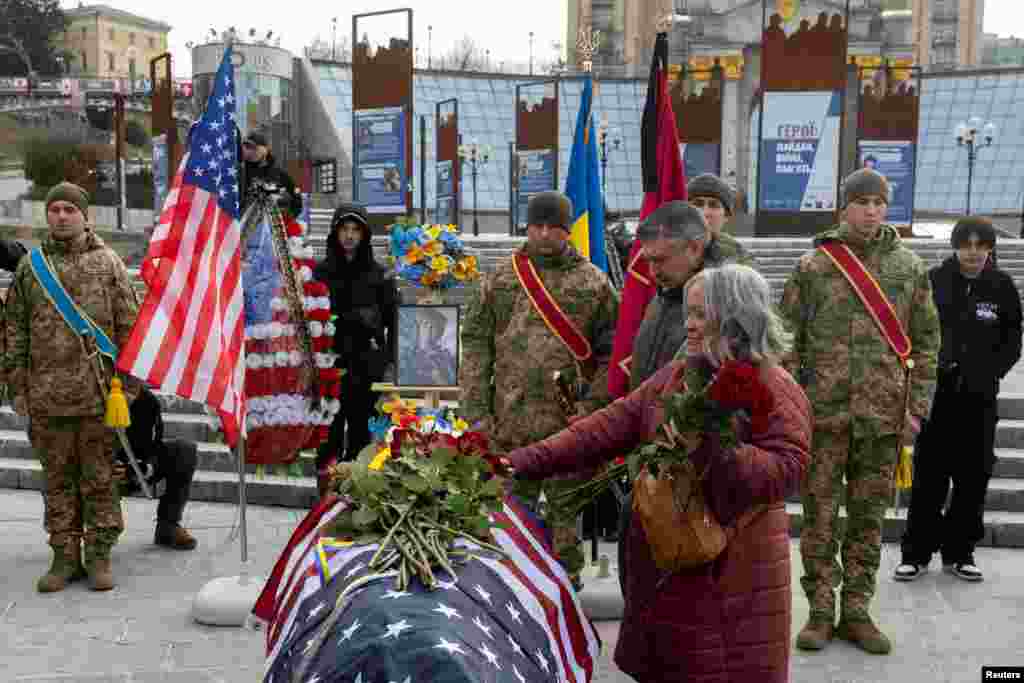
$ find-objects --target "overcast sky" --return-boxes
[61,0,1024,79]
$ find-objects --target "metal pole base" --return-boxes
[192,572,266,627]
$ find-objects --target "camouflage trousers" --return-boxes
[799,426,899,624]
[511,477,586,586]
[30,416,124,561]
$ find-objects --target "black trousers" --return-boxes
[152,439,198,525]
[901,378,997,565]
[317,376,380,467]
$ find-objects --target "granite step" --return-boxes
[3,455,1023,547]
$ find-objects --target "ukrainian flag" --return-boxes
[565,75,607,272]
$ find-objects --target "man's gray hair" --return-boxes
[702,264,792,363]
[635,200,707,243]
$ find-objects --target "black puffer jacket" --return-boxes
[313,217,397,384]
[930,255,1022,398]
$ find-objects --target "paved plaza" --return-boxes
[0,489,1021,682]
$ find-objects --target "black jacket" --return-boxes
[930,255,1022,398]
[313,223,397,384]
[0,238,27,273]
[241,153,302,219]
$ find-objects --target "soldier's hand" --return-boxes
[12,395,27,417]
[904,413,922,445]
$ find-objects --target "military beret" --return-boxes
[842,169,890,207]
[687,174,735,215]
[527,191,573,229]
[45,181,90,218]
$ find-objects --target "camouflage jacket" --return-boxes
[713,231,758,269]
[5,231,140,417]
[460,244,619,451]
[779,223,939,435]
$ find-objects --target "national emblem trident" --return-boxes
[576,26,602,73]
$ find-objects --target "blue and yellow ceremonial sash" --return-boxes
[28,247,118,360]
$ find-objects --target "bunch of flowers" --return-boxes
[325,395,505,591]
[388,223,480,291]
[553,360,774,515]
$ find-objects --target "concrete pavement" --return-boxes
[1,490,1022,682]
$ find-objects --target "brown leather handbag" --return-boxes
[632,459,728,572]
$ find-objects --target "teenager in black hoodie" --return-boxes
[896,217,1022,583]
[312,204,397,496]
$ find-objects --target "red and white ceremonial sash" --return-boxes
[513,252,593,362]
[819,242,913,366]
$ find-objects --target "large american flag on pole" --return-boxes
[253,497,601,683]
[116,46,246,446]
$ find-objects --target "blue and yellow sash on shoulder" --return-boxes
[27,247,117,360]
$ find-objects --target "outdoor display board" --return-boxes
[354,106,408,214]
[857,140,916,227]
[758,91,842,213]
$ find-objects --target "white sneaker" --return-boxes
[946,560,983,582]
[893,562,927,581]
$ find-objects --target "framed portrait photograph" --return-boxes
[395,304,460,388]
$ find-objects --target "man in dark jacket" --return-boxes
[240,132,302,220]
[116,387,199,550]
[312,203,397,496]
[896,217,1022,583]
[0,237,27,273]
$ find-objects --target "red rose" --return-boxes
[457,431,490,457]
[708,361,760,410]
[428,433,460,452]
[311,336,332,352]
[308,308,331,322]
[285,220,303,237]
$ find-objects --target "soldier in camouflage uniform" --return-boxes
[461,191,619,589]
[780,169,939,654]
[5,182,140,593]
[687,173,757,268]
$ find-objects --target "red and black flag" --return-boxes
[607,31,687,398]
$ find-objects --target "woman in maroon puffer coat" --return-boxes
[505,264,812,683]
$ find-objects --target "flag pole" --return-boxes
[192,32,264,626]
[239,436,248,564]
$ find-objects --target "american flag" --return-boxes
[116,46,246,445]
[254,497,601,683]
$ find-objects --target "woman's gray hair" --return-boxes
[701,264,792,363]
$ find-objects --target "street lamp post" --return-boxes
[596,112,621,199]
[428,25,433,69]
[459,139,492,236]
[955,117,996,216]
[529,32,535,75]
[331,17,338,61]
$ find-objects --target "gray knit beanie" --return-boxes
[687,174,735,215]
[841,169,890,207]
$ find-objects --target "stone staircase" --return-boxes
[3,210,1024,547]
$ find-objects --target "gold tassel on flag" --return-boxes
[104,378,131,428]
[895,445,914,490]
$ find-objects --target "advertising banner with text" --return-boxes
[680,143,722,180]
[435,160,456,224]
[514,149,556,230]
[758,91,842,212]
[354,106,407,214]
[857,140,916,227]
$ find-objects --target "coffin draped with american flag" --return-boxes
[253,496,601,683]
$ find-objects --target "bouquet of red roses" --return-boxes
[552,359,774,516]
